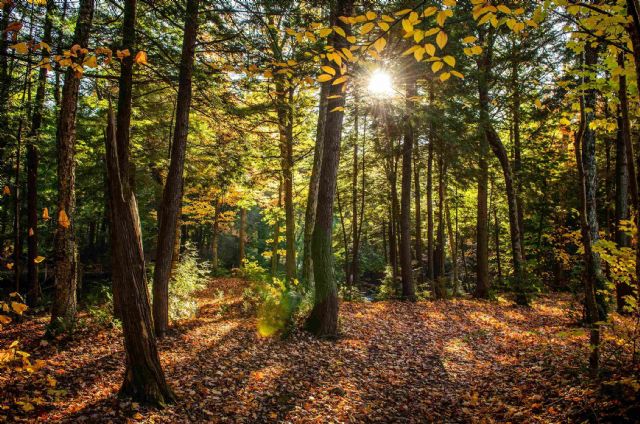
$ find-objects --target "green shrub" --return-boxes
[166,243,209,322]
[376,266,397,300]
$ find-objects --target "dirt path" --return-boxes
[0,278,626,423]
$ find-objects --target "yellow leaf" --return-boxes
[11,302,28,315]
[365,11,376,20]
[373,37,386,52]
[440,72,451,81]
[463,36,477,43]
[317,74,333,82]
[346,35,356,44]
[395,9,412,16]
[423,7,437,17]
[378,22,390,31]
[318,28,332,37]
[34,256,45,264]
[497,5,512,14]
[3,185,10,195]
[133,412,143,420]
[443,55,456,67]
[432,61,443,73]
[134,51,147,65]
[42,207,50,220]
[360,22,374,35]
[443,0,456,6]
[402,45,420,56]
[414,47,425,61]
[11,42,29,54]
[58,210,70,229]
[321,66,336,76]
[117,49,131,59]
[451,70,464,79]
[402,19,413,34]
[6,263,14,270]
[333,26,346,37]
[330,106,345,112]
[83,55,97,68]
[436,31,448,49]
[332,76,347,85]
[424,44,436,56]
[0,315,11,325]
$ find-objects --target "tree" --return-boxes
[152,0,200,338]
[50,0,95,333]
[306,0,354,337]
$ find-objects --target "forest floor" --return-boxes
[1,278,638,423]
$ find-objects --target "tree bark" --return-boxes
[238,208,246,267]
[302,82,328,289]
[105,0,174,403]
[426,87,435,282]
[399,79,416,300]
[50,0,94,332]
[615,53,634,313]
[477,28,526,304]
[152,0,200,338]
[306,0,353,337]
[26,0,54,306]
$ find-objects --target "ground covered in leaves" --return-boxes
[1,278,638,423]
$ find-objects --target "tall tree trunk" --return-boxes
[574,94,601,376]
[26,0,54,306]
[306,0,353,337]
[349,96,359,293]
[426,87,435,282]
[433,151,446,299]
[491,177,502,285]
[477,28,526,304]
[511,49,526,260]
[277,85,296,283]
[302,82,328,289]
[105,0,174,403]
[399,79,416,300]
[414,125,423,285]
[271,180,282,278]
[211,198,221,271]
[0,0,14,165]
[445,201,457,294]
[616,53,634,313]
[50,0,94,332]
[238,207,246,267]
[152,0,200,338]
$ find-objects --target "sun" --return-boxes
[367,69,394,97]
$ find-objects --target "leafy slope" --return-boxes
[0,278,635,422]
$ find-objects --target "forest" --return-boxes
[1,0,640,422]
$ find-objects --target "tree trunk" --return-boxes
[212,197,221,270]
[477,28,526,304]
[491,177,502,285]
[302,82,328,289]
[399,79,416,300]
[615,53,634,313]
[414,124,423,285]
[426,87,435,282]
[433,151,446,299]
[511,50,526,260]
[277,85,296,283]
[349,97,359,293]
[306,0,353,337]
[271,180,282,278]
[50,0,94,332]
[105,0,174,403]
[238,208,246,267]
[152,0,200,338]
[0,0,14,164]
[574,93,601,376]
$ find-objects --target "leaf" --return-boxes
[332,76,347,85]
[424,44,436,56]
[330,106,345,112]
[365,11,376,20]
[58,210,71,229]
[42,207,50,220]
[395,9,412,16]
[321,66,336,76]
[11,301,28,315]
[451,70,464,79]
[436,31,448,49]
[443,55,456,67]
[317,74,333,82]
[373,37,386,53]
[439,72,451,81]
[83,55,97,68]
[3,185,10,195]
[318,28,332,37]
[360,22,375,35]
[11,42,29,54]
[333,26,346,37]
[378,22,390,31]
[34,256,46,264]
[0,314,11,325]
[134,51,148,65]
[463,36,477,43]
[431,61,443,73]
